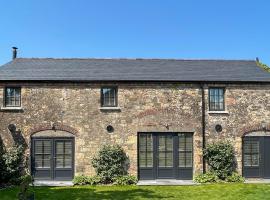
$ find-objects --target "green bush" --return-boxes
[113,175,138,185]
[194,172,219,183]
[73,175,102,185]
[0,144,25,184]
[17,174,34,200]
[225,172,245,183]
[92,145,129,183]
[203,141,235,180]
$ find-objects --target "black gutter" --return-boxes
[200,83,206,173]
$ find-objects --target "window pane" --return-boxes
[244,154,252,167]
[64,155,72,168]
[56,155,64,168]
[56,142,64,154]
[158,152,166,167]
[209,88,224,111]
[102,87,117,107]
[244,140,260,167]
[139,134,153,167]
[5,87,21,107]
[178,134,193,168]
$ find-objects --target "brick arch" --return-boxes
[241,123,270,137]
[29,122,78,137]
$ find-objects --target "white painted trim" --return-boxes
[0,106,23,111]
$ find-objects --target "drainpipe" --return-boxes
[200,83,206,173]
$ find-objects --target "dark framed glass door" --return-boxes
[243,136,270,178]
[157,134,174,178]
[138,132,193,180]
[31,138,74,180]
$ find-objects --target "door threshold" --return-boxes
[137,179,197,185]
[245,178,270,184]
[33,180,73,186]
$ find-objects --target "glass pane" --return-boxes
[102,88,116,106]
[56,142,64,154]
[244,154,251,167]
[178,134,193,167]
[166,137,173,151]
[44,141,51,154]
[166,152,173,167]
[139,134,153,168]
[35,155,43,168]
[252,154,259,166]
[185,152,192,167]
[159,136,166,151]
[43,155,51,168]
[139,158,146,167]
[64,155,72,168]
[158,152,166,167]
[65,142,72,155]
[146,152,153,167]
[35,141,43,154]
[209,88,224,111]
[56,155,64,168]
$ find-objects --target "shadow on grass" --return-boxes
[34,186,170,200]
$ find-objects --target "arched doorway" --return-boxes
[31,130,75,181]
[243,131,270,178]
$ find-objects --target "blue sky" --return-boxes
[0,0,269,66]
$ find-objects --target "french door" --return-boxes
[243,137,270,178]
[138,132,193,180]
[31,138,74,180]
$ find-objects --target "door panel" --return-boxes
[138,134,154,180]
[177,133,193,179]
[32,140,52,180]
[263,137,270,178]
[157,134,174,178]
[243,137,260,178]
[32,138,74,180]
[54,140,74,180]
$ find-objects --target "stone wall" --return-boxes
[0,82,269,176]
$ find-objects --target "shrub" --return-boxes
[17,174,34,200]
[113,175,138,185]
[92,145,129,183]
[203,141,235,180]
[194,172,219,183]
[73,175,101,185]
[225,172,245,183]
[0,138,6,184]
[2,145,25,182]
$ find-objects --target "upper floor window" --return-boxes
[209,88,225,111]
[5,87,21,107]
[101,87,117,107]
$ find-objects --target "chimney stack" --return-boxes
[256,57,260,63]
[12,47,18,60]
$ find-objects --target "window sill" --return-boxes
[0,106,23,111]
[99,107,121,111]
[208,111,229,114]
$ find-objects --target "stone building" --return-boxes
[0,49,270,180]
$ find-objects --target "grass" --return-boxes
[1,184,270,200]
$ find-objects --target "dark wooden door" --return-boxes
[243,136,270,178]
[263,137,270,178]
[138,132,193,180]
[32,138,74,180]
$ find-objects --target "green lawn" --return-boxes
[1,184,270,200]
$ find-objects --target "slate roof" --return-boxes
[0,58,269,82]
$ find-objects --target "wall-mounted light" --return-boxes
[262,121,267,132]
